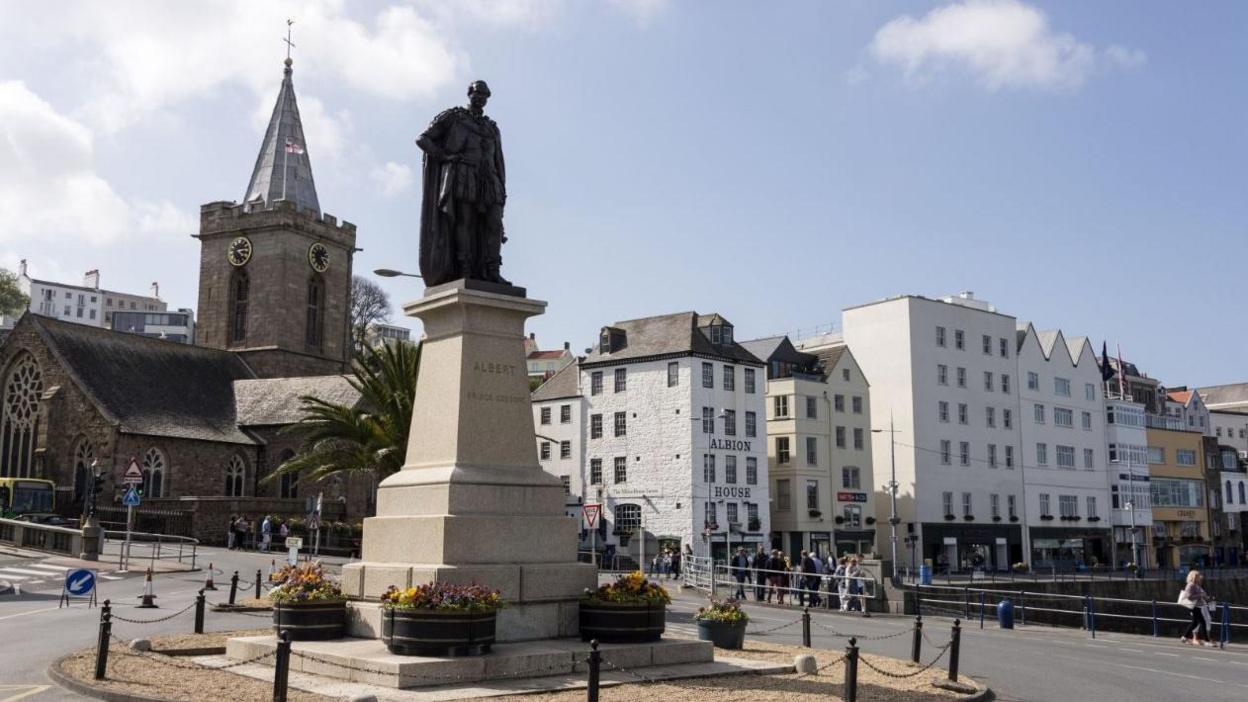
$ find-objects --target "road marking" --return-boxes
[1192,656,1218,662]
[99,574,123,581]
[0,606,61,622]
[0,568,62,577]
[0,685,53,702]
[1119,648,1144,653]
[1154,652,1179,657]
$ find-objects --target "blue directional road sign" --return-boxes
[66,568,96,597]
[122,486,141,507]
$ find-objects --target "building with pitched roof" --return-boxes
[524,333,574,379]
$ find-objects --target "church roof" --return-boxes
[234,375,361,426]
[28,315,259,445]
[244,59,320,215]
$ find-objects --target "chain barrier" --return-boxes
[599,658,726,693]
[808,618,914,641]
[109,601,198,625]
[807,654,848,675]
[105,633,276,672]
[857,641,952,679]
[746,616,805,635]
[921,629,951,648]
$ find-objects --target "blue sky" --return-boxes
[1,1,1245,386]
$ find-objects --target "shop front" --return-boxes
[1028,526,1112,570]
[921,522,1023,573]
[834,529,876,557]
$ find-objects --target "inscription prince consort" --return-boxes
[468,360,527,403]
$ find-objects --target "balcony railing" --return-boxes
[1145,414,1192,431]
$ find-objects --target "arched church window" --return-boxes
[73,438,95,502]
[229,270,249,344]
[1,354,43,478]
[277,449,298,499]
[142,448,166,498]
[305,276,324,350]
[225,455,246,497]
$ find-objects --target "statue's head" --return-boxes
[468,80,491,110]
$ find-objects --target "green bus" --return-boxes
[0,478,56,518]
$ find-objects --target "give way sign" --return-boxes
[582,504,601,529]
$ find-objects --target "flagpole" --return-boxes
[1116,342,1126,399]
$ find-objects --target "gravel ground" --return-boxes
[148,628,269,651]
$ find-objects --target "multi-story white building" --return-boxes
[531,361,587,523]
[17,261,177,334]
[364,322,412,347]
[1104,392,1153,568]
[1015,325,1112,568]
[843,292,1025,573]
[1208,409,1248,455]
[531,311,770,565]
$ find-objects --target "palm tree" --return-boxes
[267,341,420,484]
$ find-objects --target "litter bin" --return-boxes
[998,598,1014,629]
[919,564,932,586]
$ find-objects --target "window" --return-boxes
[540,407,551,425]
[842,466,861,489]
[590,459,602,484]
[936,326,946,347]
[942,492,953,516]
[954,329,964,350]
[746,457,758,485]
[962,492,973,517]
[614,456,627,483]
[806,480,820,510]
[558,404,571,424]
[1147,446,1164,464]
[774,395,789,418]
[1056,445,1075,468]
[988,444,997,468]
[540,442,551,460]
[614,367,627,392]
[89,309,96,320]
[747,502,759,524]
[229,270,249,343]
[776,437,790,464]
[590,414,603,439]
[305,276,324,350]
[939,401,949,422]
[1001,374,1010,394]
[705,501,717,527]
[960,441,970,466]
[615,503,639,533]
[1083,448,1094,469]
[726,503,739,525]
[745,411,757,437]
[980,370,994,392]
[834,394,845,412]
[1036,443,1048,465]
[991,494,1000,518]
[1059,495,1078,518]
[937,365,948,385]
[1176,449,1197,466]
[560,440,571,459]
[1054,408,1073,427]
[777,479,791,510]
[940,440,951,465]
[1108,443,1119,463]
[958,403,968,425]
[986,406,995,428]
[1085,383,1096,401]
[1055,377,1071,396]
[224,455,246,497]
[806,395,817,419]
[142,448,166,498]
[842,368,851,381]
[1040,493,1051,517]
[1240,482,1246,505]
[806,436,818,465]
[667,362,679,387]
[843,504,862,527]
[72,439,96,501]
[723,409,736,436]
[702,406,715,434]
[1003,409,1012,429]
[852,396,863,414]
[835,425,846,448]
[0,354,43,478]
[702,362,714,388]
[1027,372,1039,391]
[725,455,738,483]
[744,368,756,393]
[590,372,603,395]
[722,365,735,391]
[956,367,966,388]
[702,454,717,482]
[1000,338,1009,358]
[1034,403,1045,424]
[853,428,864,450]
[982,334,992,354]
[1086,496,1097,519]
[1081,411,1092,430]
[1005,445,1014,468]
[613,411,627,437]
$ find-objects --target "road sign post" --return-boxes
[120,461,142,572]
[583,504,601,568]
[285,536,303,567]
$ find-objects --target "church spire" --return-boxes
[244,55,320,215]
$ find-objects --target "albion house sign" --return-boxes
[707,438,751,451]
[714,486,752,499]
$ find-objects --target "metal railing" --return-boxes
[907,563,1248,585]
[682,557,879,606]
[101,530,198,571]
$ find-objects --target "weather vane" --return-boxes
[283,19,295,61]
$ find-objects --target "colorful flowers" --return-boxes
[583,571,671,606]
[693,597,748,623]
[380,582,504,613]
[268,561,345,604]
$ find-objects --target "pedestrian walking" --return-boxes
[847,557,869,615]
[835,557,850,611]
[260,514,273,552]
[1179,569,1214,646]
[731,547,751,600]
[809,550,824,607]
[670,549,682,580]
[227,514,238,550]
[798,550,817,607]
[769,550,787,604]
[235,516,250,551]
[752,546,769,601]
[279,519,289,541]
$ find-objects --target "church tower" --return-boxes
[194,58,356,378]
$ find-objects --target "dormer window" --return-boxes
[599,326,626,354]
[708,322,733,345]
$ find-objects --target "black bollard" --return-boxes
[255,568,263,600]
[586,639,602,702]
[844,637,859,702]
[802,607,812,648]
[94,599,112,680]
[948,619,962,682]
[272,630,291,702]
[911,615,923,664]
[229,570,239,605]
[194,589,206,634]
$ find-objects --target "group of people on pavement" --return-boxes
[1179,569,1219,647]
[730,546,870,614]
[227,514,290,552]
[647,546,685,579]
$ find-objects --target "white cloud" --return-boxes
[869,0,1144,92]
[0,81,191,246]
[371,162,416,198]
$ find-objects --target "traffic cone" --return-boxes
[269,559,276,580]
[204,563,217,591]
[137,568,159,608]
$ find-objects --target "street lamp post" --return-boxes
[873,416,901,578]
[373,268,422,279]
[1126,500,1141,577]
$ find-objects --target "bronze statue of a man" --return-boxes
[417,80,509,287]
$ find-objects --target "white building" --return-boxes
[843,292,1025,573]
[1209,410,1248,456]
[531,311,770,565]
[1104,392,1153,568]
[364,322,412,347]
[524,333,575,379]
[17,261,179,334]
[1015,325,1112,568]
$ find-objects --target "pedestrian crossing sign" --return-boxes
[122,486,141,507]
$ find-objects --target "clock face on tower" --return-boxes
[227,237,252,267]
[308,242,330,272]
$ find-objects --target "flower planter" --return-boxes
[382,608,497,656]
[696,619,746,649]
[579,601,665,643]
[272,600,347,641]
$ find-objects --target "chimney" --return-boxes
[563,341,570,351]
[959,291,974,300]
[84,269,100,289]
[151,282,160,299]
[18,259,27,277]
[529,332,535,340]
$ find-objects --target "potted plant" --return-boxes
[748,518,761,531]
[834,516,845,525]
[1009,515,1019,522]
[380,582,504,656]
[269,562,347,641]
[1011,562,1029,573]
[992,516,1002,522]
[944,514,956,521]
[962,515,974,521]
[580,571,669,643]
[694,597,749,649]
[1040,515,1055,521]
[808,509,822,519]
[865,516,877,525]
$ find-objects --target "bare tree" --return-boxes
[350,275,392,355]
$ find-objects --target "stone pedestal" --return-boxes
[343,281,596,642]
[80,517,103,561]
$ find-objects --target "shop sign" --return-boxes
[708,439,752,451]
[713,486,751,499]
[837,492,867,503]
